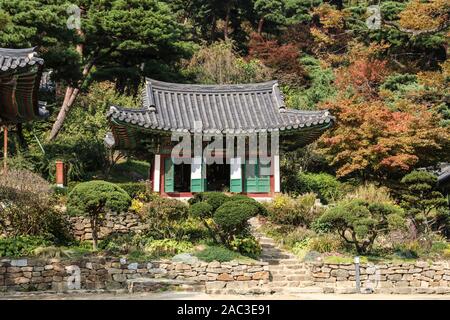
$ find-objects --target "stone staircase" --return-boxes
[249,217,325,294]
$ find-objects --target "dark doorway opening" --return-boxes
[174,163,191,192]
[207,163,230,192]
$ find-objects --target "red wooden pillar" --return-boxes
[55,160,67,187]
[2,126,7,174]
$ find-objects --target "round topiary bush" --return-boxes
[228,195,268,216]
[189,202,213,219]
[188,192,230,211]
[67,180,131,249]
[213,201,258,243]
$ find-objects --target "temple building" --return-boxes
[106,78,334,199]
[0,47,47,172]
[0,47,47,124]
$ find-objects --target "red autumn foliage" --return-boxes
[248,33,308,86]
[318,97,450,179]
[335,57,390,97]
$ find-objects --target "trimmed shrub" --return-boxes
[228,194,268,216]
[194,245,240,262]
[318,196,405,254]
[214,202,258,232]
[67,180,131,249]
[189,192,230,211]
[189,202,214,219]
[116,182,147,198]
[144,197,189,240]
[297,172,343,204]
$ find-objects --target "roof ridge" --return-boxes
[145,77,278,92]
[0,47,38,57]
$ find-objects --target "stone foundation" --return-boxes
[68,212,145,241]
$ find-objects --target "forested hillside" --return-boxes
[0,0,448,187]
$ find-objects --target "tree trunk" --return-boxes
[211,14,217,41]
[48,21,89,141]
[258,17,264,35]
[224,3,231,40]
[91,217,98,251]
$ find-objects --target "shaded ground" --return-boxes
[1,291,449,300]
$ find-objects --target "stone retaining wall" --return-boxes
[1,257,450,294]
[306,261,450,294]
[0,257,270,294]
[68,212,145,241]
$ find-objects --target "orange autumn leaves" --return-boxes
[318,50,449,179]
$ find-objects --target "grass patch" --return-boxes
[194,245,255,263]
[106,159,150,183]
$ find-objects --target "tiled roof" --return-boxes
[107,78,334,134]
[0,48,45,124]
[0,48,44,72]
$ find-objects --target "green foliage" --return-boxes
[400,171,449,234]
[284,56,336,110]
[67,180,131,249]
[0,236,51,258]
[319,197,405,254]
[144,197,189,239]
[229,236,262,259]
[67,181,131,216]
[107,160,151,183]
[267,193,322,227]
[308,234,343,253]
[228,194,268,216]
[115,182,147,199]
[189,202,214,219]
[297,172,343,204]
[184,41,271,84]
[194,245,241,262]
[214,201,258,234]
[283,227,316,248]
[144,239,193,257]
[0,169,70,242]
[188,192,230,211]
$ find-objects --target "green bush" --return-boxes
[98,233,147,254]
[144,239,193,257]
[0,236,51,258]
[230,236,261,258]
[308,234,343,253]
[283,227,316,248]
[116,182,147,198]
[67,180,131,249]
[144,197,189,240]
[194,245,241,262]
[318,196,405,254]
[214,201,257,232]
[189,192,230,211]
[228,194,268,216]
[393,240,422,259]
[189,202,214,219]
[400,170,448,235]
[297,172,343,204]
[267,193,322,227]
[0,169,71,242]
